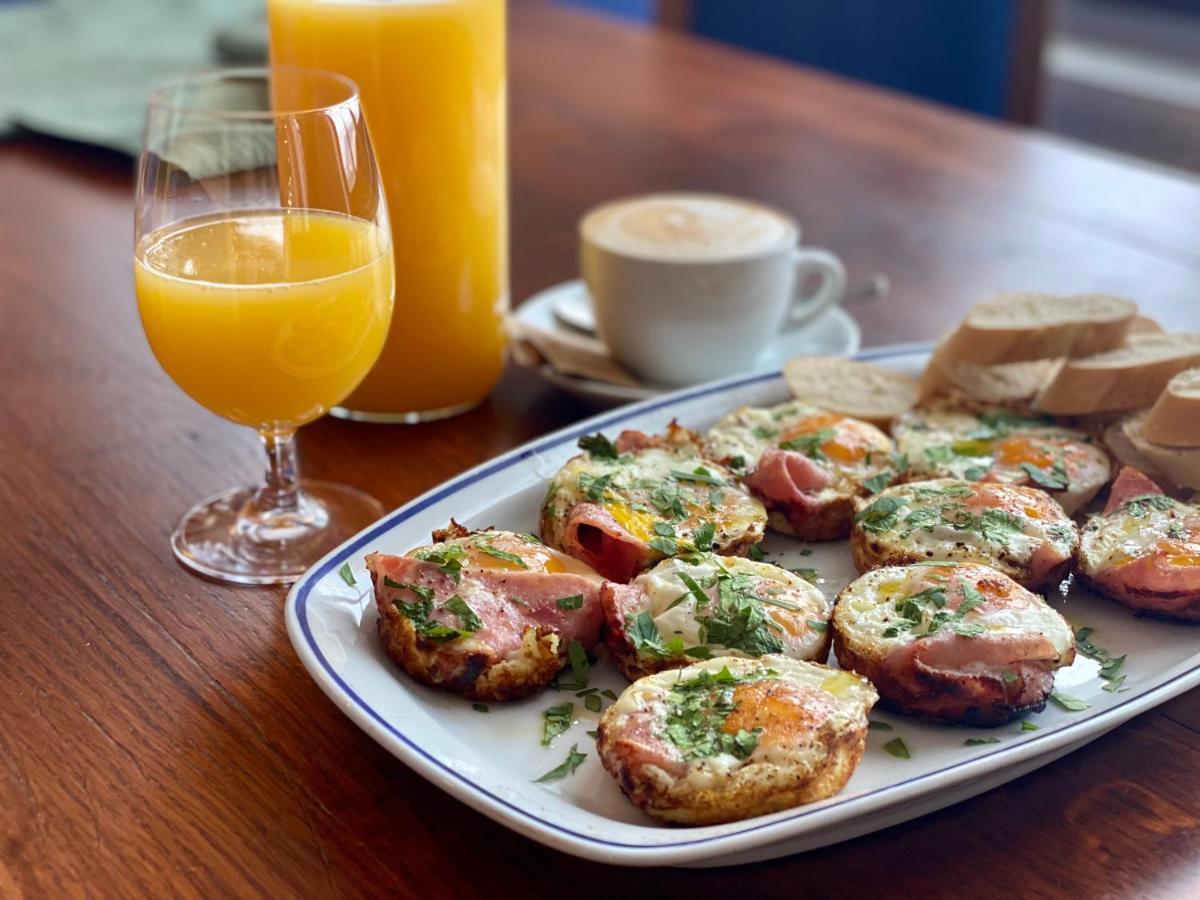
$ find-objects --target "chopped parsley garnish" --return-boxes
[863,472,892,495]
[583,694,602,713]
[1020,720,1039,732]
[882,582,986,639]
[1074,626,1127,692]
[778,428,834,460]
[671,466,725,486]
[1020,460,1069,491]
[567,639,589,688]
[855,496,903,533]
[414,544,467,582]
[867,719,893,731]
[577,471,615,502]
[534,744,587,782]
[883,737,911,759]
[753,425,778,440]
[807,618,829,632]
[964,737,1000,746]
[791,567,820,584]
[338,562,356,587]
[924,445,955,464]
[653,522,676,537]
[963,464,990,480]
[1050,691,1089,712]
[692,521,716,551]
[541,702,574,746]
[648,536,677,555]
[472,703,489,713]
[697,571,784,656]
[392,590,478,643]
[556,594,584,610]
[747,543,765,562]
[650,483,686,520]
[660,667,762,761]
[476,543,528,568]
[383,577,433,601]
[1168,522,1188,540]
[728,455,747,472]
[627,611,678,658]
[443,595,482,632]
[677,571,712,608]
[578,432,620,459]
[1123,495,1174,517]
[708,488,724,508]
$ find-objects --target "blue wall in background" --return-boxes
[562,0,1019,119]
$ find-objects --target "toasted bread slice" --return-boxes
[1035,333,1200,415]
[1143,368,1200,448]
[782,356,919,429]
[919,345,1060,404]
[938,293,1137,365]
[1129,315,1165,336]
[1108,411,1200,491]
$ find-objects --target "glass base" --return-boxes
[170,480,384,586]
[329,397,481,424]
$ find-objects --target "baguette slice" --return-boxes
[783,355,919,428]
[939,292,1137,364]
[1110,411,1200,491]
[919,347,1060,404]
[1129,315,1165,336]
[1035,333,1200,415]
[1142,368,1200,448]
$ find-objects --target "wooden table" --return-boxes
[5,2,1200,896]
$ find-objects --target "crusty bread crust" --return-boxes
[1142,368,1200,448]
[1036,333,1200,415]
[919,348,1060,404]
[938,292,1136,365]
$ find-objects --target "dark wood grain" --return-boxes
[4,1,1200,896]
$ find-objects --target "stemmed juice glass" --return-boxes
[134,67,395,585]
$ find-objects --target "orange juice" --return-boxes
[135,209,394,430]
[268,0,508,420]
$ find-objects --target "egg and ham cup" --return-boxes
[540,424,766,583]
[850,478,1078,590]
[892,407,1110,515]
[601,553,832,681]
[832,562,1075,726]
[596,656,876,825]
[1078,467,1200,621]
[367,525,606,701]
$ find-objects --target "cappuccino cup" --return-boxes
[580,193,846,385]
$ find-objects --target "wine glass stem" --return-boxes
[237,429,327,543]
[259,428,302,515]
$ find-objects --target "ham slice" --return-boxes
[1103,466,1164,514]
[743,448,833,511]
[368,552,605,658]
[562,502,656,583]
[614,430,658,454]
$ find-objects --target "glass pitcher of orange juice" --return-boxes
[268,0,507,422]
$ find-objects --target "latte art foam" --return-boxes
[582,194,794,260]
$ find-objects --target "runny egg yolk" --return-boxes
[968,484,1049,522]
[1161,539,1200,567]
[995,437,1056,470]
[765,606,809,638]
[604,501,659,543]
[722,680,826,745]
[467,543,570,574]
[779,413,868,464]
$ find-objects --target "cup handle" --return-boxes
[784,247,847,332]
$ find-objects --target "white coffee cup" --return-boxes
[580,193,846,386]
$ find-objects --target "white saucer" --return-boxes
[513,279,861,406]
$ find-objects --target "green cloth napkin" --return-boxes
[0,0,265,155]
